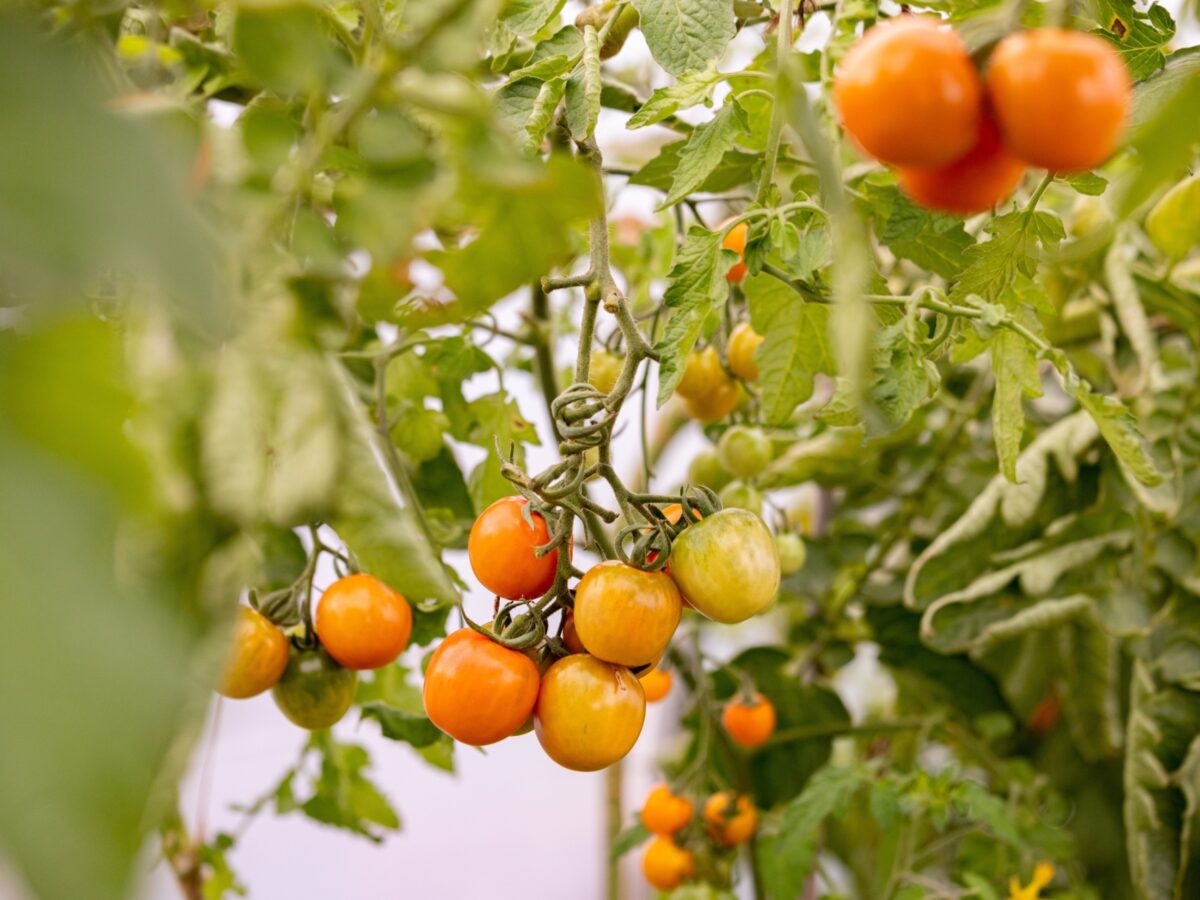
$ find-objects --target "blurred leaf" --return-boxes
[610,823,650,860]
[296,734,400,841]
[1146,174,1200,261]
[360,703,443,748]
[231,0,347,95]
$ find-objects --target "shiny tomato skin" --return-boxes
[271,647,358,730]
[668,509,780,623]
[722,221,748,283]
[722,693,777,748]
[834,17,982,167]
[641,784,694,835]
[573,561,682,668]
[726,322,764,381]
[987,28,1131,172]
[639,667,672,703]
[561,610,586,654]
[468,496,560,600]
[642,836,694,891]
[423,628,540,746]
[685,381,742,423]
[675,346,727,400]
[535,654,645,771]
[216,606,290,699]
[315,574,412,670]
[897,117,1026,215]
[703,792,757,846]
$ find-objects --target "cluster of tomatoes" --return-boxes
[216,573,413,727]
[834,18,1131,213]
[418,493,783,770]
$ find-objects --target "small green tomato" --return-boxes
[775,532,807,575]
[717,425,773,479]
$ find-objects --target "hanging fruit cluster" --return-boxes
[834,17,1131,214]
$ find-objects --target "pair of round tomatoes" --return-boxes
[835,17,1130,214]
[217,573,413,730]
[637,785,758,890]
[674,345,742,423]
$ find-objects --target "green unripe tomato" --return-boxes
[272,647,358,730]
[588,350,623,394]
[687,447,732,491]
[718,480,763,515]
[775,532,806,576]
[717,425,773,479]
[599,5,639,59]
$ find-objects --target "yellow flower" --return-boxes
[1008,862,1055,900]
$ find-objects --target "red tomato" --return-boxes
[468,496,560,600]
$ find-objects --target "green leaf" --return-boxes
[744,273,834,425]
[991,313,1043,482]
[564,26,602,140]
[1075,386,1164,486]
[632,0,735,76]
[1065,171,1109,196]
[231,1,346,95]
[1060,612,1124,760]
[629,142,756,193]
[524,76,567,151]
[864,182,972,279]
[653,226,736,405]
[501,0,567,36]
[626,67,721,128]
[1146,174,1200,260]
[1093,0,1175,80]
[1105,226,1159,388]
[296,734,400,841]
[660,101,749,209]
[757,766,865,900]
[360,703,444,748]
[610,823,650,860]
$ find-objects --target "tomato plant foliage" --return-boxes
[0,0,1198,898]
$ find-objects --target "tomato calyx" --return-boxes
[614,486,721,571]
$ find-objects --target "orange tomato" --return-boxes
[897,116,1026,214]
[722,221,748,283]
[216,606,290,699]
[703,792,757,846]
[561,609,586,654]
[423,628,540,746]
[685,381,742,423]
[639,667,673,703]
[573,561,682,667]
[314,574,412,670]
[675,346,729,400]
[987,28,1131,172]
[722,693,777,748]
[468,496,560,600]
[535,654,645,771]
[834,17,982,167]
[642,836,694,891]
[641,784,694,835]
[727,322,764,381]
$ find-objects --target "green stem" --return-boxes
[754,0,795,206]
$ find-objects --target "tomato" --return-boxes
[722,221,748,283]
[271,647,358,730]
[687,447,733,491]
[722,693,777,748]
[833,17,982,168]
[588,350,623,395]
[573,561,682,667]
[535,654,645,771]
[704,793,757,845]
[668,509,780,623]
[718,480,763,515]
[641,784,693,835]
[561,610,586,654]
[685,382,742,423]
[1028,690,1062,736]
[314,573,412,670]
[726,322,764,381]
[717,425,772,479]
[576,3,640,60]
[775,532,807,576]
[986,28,1131,172]
[897,116,1026,215]
[674,346,727,400]
[423,628,540,746]
[468,496,560,600]
[639,667,672,703]
[642,836,694,891]
[216,606,290,699]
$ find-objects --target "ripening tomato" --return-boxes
[271,647,358,730]
[687,447,733,491]
[726,322,764,381]
[314,574,412,670]
[588,350,623,394]
[703,792,757,846]
[423,628,540,746]
[717,480,763,516]
[468,496,560,600]
[216,606,290,699]
[717,425,772,479]
[833,17,982,168]
[640,667,672,703]
[574,561,682,668]
[722,221,748,283]
[561,610,586,654]
[897,116,1026,214]
[675,346,728,400]
[642,836,694,891]
[641,784,694,835]
[535,654,645,771]
[987,28,1131,172]
[668,509,780,623]
[722,693,777,748]
[685,381,742,423]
